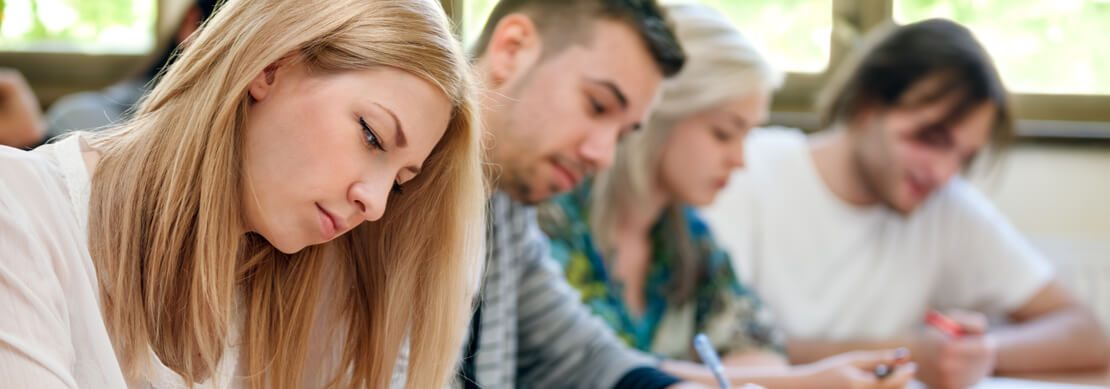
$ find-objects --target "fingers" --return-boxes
[844,348,913,370]
[944,309,988,335]
[878,362,917,389]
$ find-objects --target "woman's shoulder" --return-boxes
[0,143,97,304]
[1,144,68,200]
[0,140,91,269]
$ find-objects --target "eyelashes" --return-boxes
[589,96,606,115]
[360,116,404,196]
[360,117,385,151]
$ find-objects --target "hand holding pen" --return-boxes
[914,310,998,389]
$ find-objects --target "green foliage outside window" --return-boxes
[897,0,1110,95]
[0,0,155,54]
[461,0,831,73]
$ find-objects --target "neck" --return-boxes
[614,182,670,241]
[809,125,880,206]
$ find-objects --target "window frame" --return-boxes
[8,0,1106,137]
[449,0,1110,138]
[1,0,179,107]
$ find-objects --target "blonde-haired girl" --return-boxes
[0,0,485,388]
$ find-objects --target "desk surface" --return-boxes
[1002,370,1108,386]
[908,370,1108,388]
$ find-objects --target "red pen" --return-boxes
[925,310,965,338]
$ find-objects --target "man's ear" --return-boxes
[483,14,544,88]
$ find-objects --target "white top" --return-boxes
[0,136,408,388]
[0,136,247,388]
[704,128,1054,341]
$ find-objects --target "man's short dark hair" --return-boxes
[471,0,686,77]
[817,18,1014,149]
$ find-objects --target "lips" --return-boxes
[551,161,581,192]
[906,175,931,200]
[715,177,729,189]
[316,203,341,241]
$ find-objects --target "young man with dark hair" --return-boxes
[404,1,697,388]
[707,19,1109,389]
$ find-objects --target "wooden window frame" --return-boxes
[6,0,1104,137]
[445,0,1110,138]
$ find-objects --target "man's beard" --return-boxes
[851,122,906,214]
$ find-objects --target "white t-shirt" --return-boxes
[704,128,1054,341]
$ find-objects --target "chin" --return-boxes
[689,195,715,208]
[267,234,308,254]
[889,196,921,216]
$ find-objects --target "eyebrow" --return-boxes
[373,102,407,148]
[372,103,422,178]
[730,114,750,131]
[586,78,629,109]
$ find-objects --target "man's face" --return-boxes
[483,18,665,204]
[851,76,997,215]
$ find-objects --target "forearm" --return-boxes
[662,359,822,389]
[787,337,909,364]
[993,306,1110,373]
[722,350,789,367]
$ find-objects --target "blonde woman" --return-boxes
[539,3,915,388]
[0,0,484,388]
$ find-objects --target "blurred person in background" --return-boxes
[0,68,44,148]
[705,19,1110,389]
[540,4,915,388]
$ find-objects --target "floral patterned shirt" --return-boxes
[538,180,785,361]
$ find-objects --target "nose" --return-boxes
[348,181,389,223]
[578,125,621,171]
[928,154,963,188]
[726,145,746,169]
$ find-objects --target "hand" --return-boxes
[0,68,45,148]
[665,383,767,389]
[800,349,917,389]
[914,310,997,389]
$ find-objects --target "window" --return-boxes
[0,0,156,54]
[461,0,497,49]
[895,0,1110,95]
[459,0,833,73]
[684,0,832,73]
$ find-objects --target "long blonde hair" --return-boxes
[588,2,779,302]
[85,0,485,388]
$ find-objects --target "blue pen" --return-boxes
[693,333,731,389]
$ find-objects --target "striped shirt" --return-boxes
[462,191,674,388]
[394,191,678,388]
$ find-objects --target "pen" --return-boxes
[693,333,731,389]
[925,310,965,338]
[874,347,909,379]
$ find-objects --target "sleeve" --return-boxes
[933,179,1055,314]
[44,92,120,139]
[512,211,671,388]
[0,148,81,389]
[693,211,786,357]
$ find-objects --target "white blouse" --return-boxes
[0,136,244,388]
